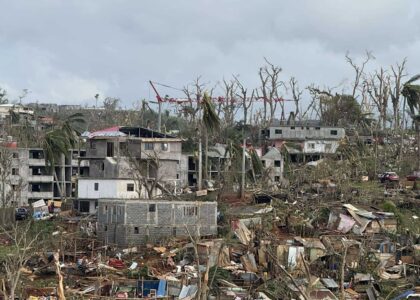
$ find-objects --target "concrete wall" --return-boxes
[97,199,218,246]
[262,158,283,182]
[302,140,340,154]
[78,179,140,199]
[267,126,345,140]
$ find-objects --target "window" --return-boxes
[176,174,179,179]
[94,182,99,191]
[161,143,169,151]
[79,201,90,213]
[261,160,266,167]
[275,129,282,134]
[274,176,280,182]
[274,160,281,167]
[308,143,315,149]
[330,130,338,136]
[30,184,41,192]
[107,142,114,157]
[127,183,134,192]
[148,204,156,212]
[134,227,139,234]
[184,206,198,216]
[104,225,108,232]
[90,140,96,149]
[290,126,295,130]
[144,143,154,150]
[12,168,18,175]
[101,162,105,171]
[315,127,320,130]
[12,152,18,158]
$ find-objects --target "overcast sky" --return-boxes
[1,0,419,109]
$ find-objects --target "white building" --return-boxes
[261,147,284,183]
[76,178,163,214]
[262,124,345,162]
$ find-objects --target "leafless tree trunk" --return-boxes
[289,77,303,122]
[127,148,163,199]
[345,51,373,99]
[366,68,391,129]
[257,59,283,126]
[234,75,255,125]
[390,58,407,129]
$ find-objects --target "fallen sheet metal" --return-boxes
[241,252,258,273]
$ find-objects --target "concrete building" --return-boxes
[76,126,186,213]
[75,178,162,213]
[97,199,218,246]
[8,148,88,206]
[261,123,345,162]
[0,104,35,126]
[261,147,284,183]
[185,143,229,187]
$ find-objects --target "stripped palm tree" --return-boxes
[200,92,220,187]
[402,74,420,170]
[42,113,86,200]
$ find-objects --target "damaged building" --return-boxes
[261,122,345,162]
[97,199,217,246]
[75,126,186,213]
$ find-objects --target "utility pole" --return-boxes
[198,138,203,190]
[241,138,246,200]
[149,81,163,132]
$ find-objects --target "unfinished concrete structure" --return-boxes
[97,199,217,246]
[76,126,186,213]
[8,148,88,206]
[261,123,345,162]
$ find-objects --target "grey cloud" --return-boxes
[0,0,419,106]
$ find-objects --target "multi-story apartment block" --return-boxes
[7,147,88,206]
[261,122,345,162]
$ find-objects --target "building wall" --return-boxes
[302,140,340,154]
[8,148,85,206]
[78,179,140,199]
[262,157,283,182]
[266,126,345,141]
[97,199,218,246]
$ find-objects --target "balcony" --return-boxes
[28,191,53,199]
[28,158,46,166]
[28,175,54,182]
[71,159,89,167]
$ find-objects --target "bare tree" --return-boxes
[366,68,391,129]
[257,59,283,126]
[345,51,374,99]
[127,148,163,199]
[220,78,240,128]
[289,77,303,122]
[0,221,43,300]
[234,75,255,125]
[390,58,407,129]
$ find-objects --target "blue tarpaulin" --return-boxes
[157,280,167,297]
[391,290,414,300]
